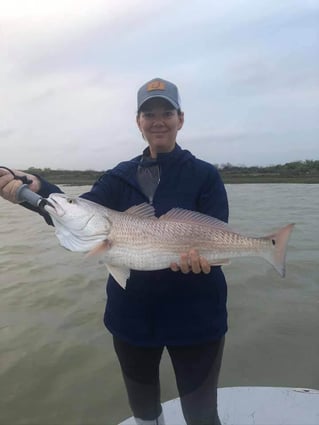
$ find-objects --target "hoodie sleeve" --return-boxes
[197,166,229,223]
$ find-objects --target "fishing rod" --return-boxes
[0,166,52,211]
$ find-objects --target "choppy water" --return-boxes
[0,184,318,425]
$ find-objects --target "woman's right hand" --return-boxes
[0,168,40,203]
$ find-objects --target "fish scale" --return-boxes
[104,210,283,269]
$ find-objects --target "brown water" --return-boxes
[1,184,318,425]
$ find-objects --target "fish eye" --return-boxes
[67,198,74,204]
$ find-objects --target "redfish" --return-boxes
[44,194,294,288]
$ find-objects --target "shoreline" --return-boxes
[36,176,319,185]
[22,166,319,185]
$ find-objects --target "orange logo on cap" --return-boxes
[147,81,166,91]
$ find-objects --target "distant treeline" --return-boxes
[216,159,319,183]
[23,160,319,185]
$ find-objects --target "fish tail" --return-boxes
[262,223,295,277]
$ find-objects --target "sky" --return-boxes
[1,0,318,170]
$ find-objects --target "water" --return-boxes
[1,184,318,425]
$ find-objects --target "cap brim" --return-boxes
[138,95,179,111]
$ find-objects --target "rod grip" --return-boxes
[16,184,44,208]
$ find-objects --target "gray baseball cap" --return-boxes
[137,78,181,111]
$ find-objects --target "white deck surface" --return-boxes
[119,386,319,425]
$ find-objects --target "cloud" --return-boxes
[0,129,15,139]
[0,0,318,169]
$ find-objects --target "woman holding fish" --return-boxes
[0,78,230,425]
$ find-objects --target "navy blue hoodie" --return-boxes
[39,144,229,346]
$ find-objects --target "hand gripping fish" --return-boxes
[44,194,295,289]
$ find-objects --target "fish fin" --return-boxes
[125,203,156,219]
[262,223,295,278]
[86,240,112,257]
[210,259,231,266]
[97,260,130,289]
[106,265,130,289]
[160,208,235,231]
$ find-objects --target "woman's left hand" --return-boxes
[170,249,211,274]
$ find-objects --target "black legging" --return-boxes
[113,336,225,425]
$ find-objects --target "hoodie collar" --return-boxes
[111,143,192,186]
[141,143,184,166]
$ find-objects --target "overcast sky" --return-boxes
[1,0,318,170]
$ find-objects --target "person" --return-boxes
[0,78,229,425]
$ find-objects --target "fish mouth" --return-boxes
[44,198,65,217]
